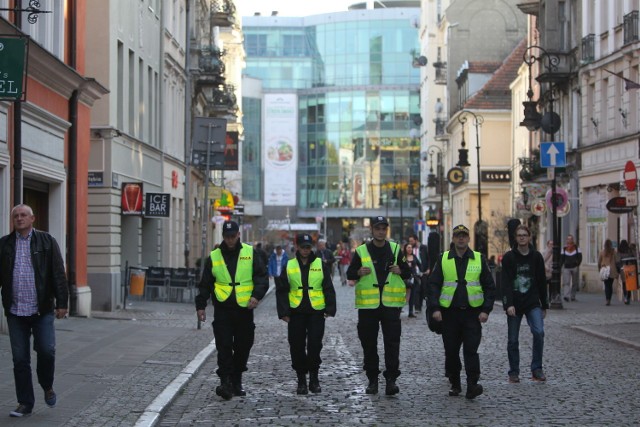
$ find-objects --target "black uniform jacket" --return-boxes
[195,240,269,311]
[426,247,495,314]
[275,251,336,318]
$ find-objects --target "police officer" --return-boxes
[346,216,411,395]
[276,233,336,395]
[427,224,495,399]
[196,220,269,400]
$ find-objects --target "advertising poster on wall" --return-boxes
[121,182,144,215]
[263,93,298,206]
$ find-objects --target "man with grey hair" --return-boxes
[316,239,336,275]
[0,204,69,417]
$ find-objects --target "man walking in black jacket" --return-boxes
[196,221,269,400]
[276,234,336,394]
[0,204,68,417]
[501,224,548,383]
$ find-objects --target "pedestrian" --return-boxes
[254,242,269,267]
[268,245,288,286]
[616,239,634,304]
[560,234,582,302]
[346,216,411,395]
[0,204,69,417]
[543,239,553,285]
[195,220,269,400]
[335,242,352,286]
[501,225,549,383]
[426,224,496,399]
[276,233,336,395]
[317,239,336,275]
[408,234,429,314]
[598,239,620,306]
[403,243,422,318]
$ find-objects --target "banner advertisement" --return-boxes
[263,94,297,206]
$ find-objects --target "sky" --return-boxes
[236,0,355,18]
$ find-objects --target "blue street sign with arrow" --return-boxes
[540,142,566,168]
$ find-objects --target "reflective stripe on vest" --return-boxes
[354,242,405,308]
[211,243,254,307]
[439,251,484,308]
[286,258,326,310]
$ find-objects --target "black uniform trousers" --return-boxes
[441,307,482,384]
[357,306,401,379]
[212,305,255,378]
[288,312,325,374]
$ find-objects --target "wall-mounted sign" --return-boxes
[481,170,512,182]
[145,193,170,218]
[121,183,143,215]
[0,36,28,100]
[88,171,103,187]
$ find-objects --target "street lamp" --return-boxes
[322,201,328,239]
[457,111,487,257]
[427,145,445,251]
[521,45,564,309]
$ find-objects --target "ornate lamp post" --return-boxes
[457,111,487,257]
[521,45,564,309]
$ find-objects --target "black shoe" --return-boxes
[408,313,416,318]
[9,404,33,417]
[309,371,321,393]
[365,377,378,394]
[45,388,57,407]
[385,378,399,395]
[448,378,461,396]
[563,297,569,302]
[465,383,483,400]
[231,375,246,397]
[296,374,308,395]
[215,377,234,400]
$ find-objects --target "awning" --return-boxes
[266,223,319,231]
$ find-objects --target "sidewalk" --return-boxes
[0,286,638,426]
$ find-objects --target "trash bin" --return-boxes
[129,270,146,296]
[623,264,638,291]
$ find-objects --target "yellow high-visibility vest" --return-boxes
[286,257,326,310]
[211,243,254,307]
[439,251,484,308]
[354,242,405,308]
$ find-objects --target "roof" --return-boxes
[463,38,527,110]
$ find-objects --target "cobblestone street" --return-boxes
[158,283,640,426]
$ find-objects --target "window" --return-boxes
[20,0,64,60]
[586,222,606,265]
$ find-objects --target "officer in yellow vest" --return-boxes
[426,224,495,400]
[276,233,336,395]
[195,221,269,400]
[346,216,411,396]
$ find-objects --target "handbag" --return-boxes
[599,265,610,281]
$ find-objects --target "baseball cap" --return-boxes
[452,224,470,236]
[221,220,240,236]
[296,233,313,247]
[371,216,389,227]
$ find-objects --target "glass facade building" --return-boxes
[243,6,421,241]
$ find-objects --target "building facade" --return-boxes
[0,0,106,327]
[243,2,422,246]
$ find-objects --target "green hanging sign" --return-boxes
[0,36,28,100]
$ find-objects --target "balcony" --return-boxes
[195,45,226,88]
[211,0,236,27]
[624,11,639,45]
[433,62,447,85]
[581,34,595,63]
[208,84,238,116]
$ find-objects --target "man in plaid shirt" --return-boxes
[0,204,68,417]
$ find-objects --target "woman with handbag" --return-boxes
[403,243,422,318]
[598,239,619,306]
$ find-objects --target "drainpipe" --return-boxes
[67,1,79,316]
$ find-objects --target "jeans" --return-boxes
[603,278,614,301]
[7,312,56,407]
[507,307,544,376]
[562,267,579,299]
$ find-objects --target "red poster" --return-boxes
[121,182,143,215]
